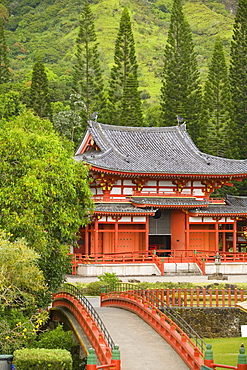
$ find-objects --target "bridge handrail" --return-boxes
[103,283,206,353]
[58,283,115,350]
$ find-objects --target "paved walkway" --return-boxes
[88,297,189,370]
[67,274,247,284]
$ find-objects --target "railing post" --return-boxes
[237,345,247,370]
[204,344,214,368]
[87,348,97,370]
[111,344,121,370]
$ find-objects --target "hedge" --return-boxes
[13,348,72,369]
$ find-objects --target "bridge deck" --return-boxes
[88,297,189,370]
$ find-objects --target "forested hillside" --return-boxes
[3,0,236,103]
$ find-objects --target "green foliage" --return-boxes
[85,281,104,296]
[29,58,52,119]
[13,348,73,370]
[34,324,86,370]
[0,18,11,83]
[0,231,48,312]
[198,38,233,157]
[73,2,106,126]
[229,0,247,159]
[34,324,76,351]
[107,7,142,125]
[160,0,201,140]
[0,232,49,353]
[119,72,144,126]
[0,90,24,118]
[98,272,121,285]
[0,111,93,290]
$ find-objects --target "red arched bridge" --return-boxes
[51,284,247,370]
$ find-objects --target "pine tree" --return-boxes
[73,2,105,128]
[0,18,11,84]
[160,0,201,142]
[107,7,142,126]
[229,0,247,159]
[29,59,52,119]
[119,73,143,126]
[198,38,233,157]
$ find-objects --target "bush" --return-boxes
[13,348,72,370]
[33,324,86,370]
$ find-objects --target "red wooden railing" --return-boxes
[70,250,247,275]
[101,288,205,370]
[144,288,247,307]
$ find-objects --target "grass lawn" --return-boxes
[203,337,247,366]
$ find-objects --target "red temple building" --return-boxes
[73,121,247,274]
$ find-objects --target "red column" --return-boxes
[145,216,149,252]
[233,218,237,253]
[114,219,119,254]
[215,219,219,251]
[94,218,99,259]
[185,212,190,250]
[85,225,89,255]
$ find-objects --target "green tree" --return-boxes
[0,111,93,291]
[197,38,233,157]
[0,232,49,354]
[229,0,247,159]
[119,73,144,126]
[0,90,24,119]
[73,2,105,128]
[0,18,11,84]
[107,7,142,126]
[160,0,201,142]
[29,59,52,119]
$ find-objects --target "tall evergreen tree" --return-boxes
[0,18,11,84]
[229,0,247,159]
[119,73,143,126]
[73,2,105,128]
[107,7,143,126]
[198,38,233,157]
[29,58,52,119]
[160,0,201,142]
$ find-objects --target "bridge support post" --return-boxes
[237,345,247,370]
[87,348,97,370]
[111,344,121,370]
[204,344,214,368]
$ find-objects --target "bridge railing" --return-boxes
[142,288,247,308]
[103,283,206,354]
[58,283,115,350]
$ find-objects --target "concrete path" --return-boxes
[88,297,189,370]
[67,274,247,284]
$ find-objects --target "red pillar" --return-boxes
[215,219,219,251]
[114,218,119,254]
[185,212,190,251]
[85,225,89,255]
[145,216,149,252]
[94,218,99,259]
[233,218,237,253]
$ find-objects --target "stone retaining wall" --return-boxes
[174,307,247,337]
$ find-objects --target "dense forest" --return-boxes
[1,0,247,171]
[2,0,237,102]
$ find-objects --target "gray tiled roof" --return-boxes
[190,205,247,215]
[75,122,247,176]
[226,194,247,207]
[131,197,209,208]
[95,203,156,215]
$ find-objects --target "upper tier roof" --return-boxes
[75,121,247,177]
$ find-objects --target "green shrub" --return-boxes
[97,272,121,285]
[13,348,72,370]
[85,281,103,296]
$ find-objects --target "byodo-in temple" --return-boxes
[72,121,247,274]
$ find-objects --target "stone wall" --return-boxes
[173,307,247,337]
